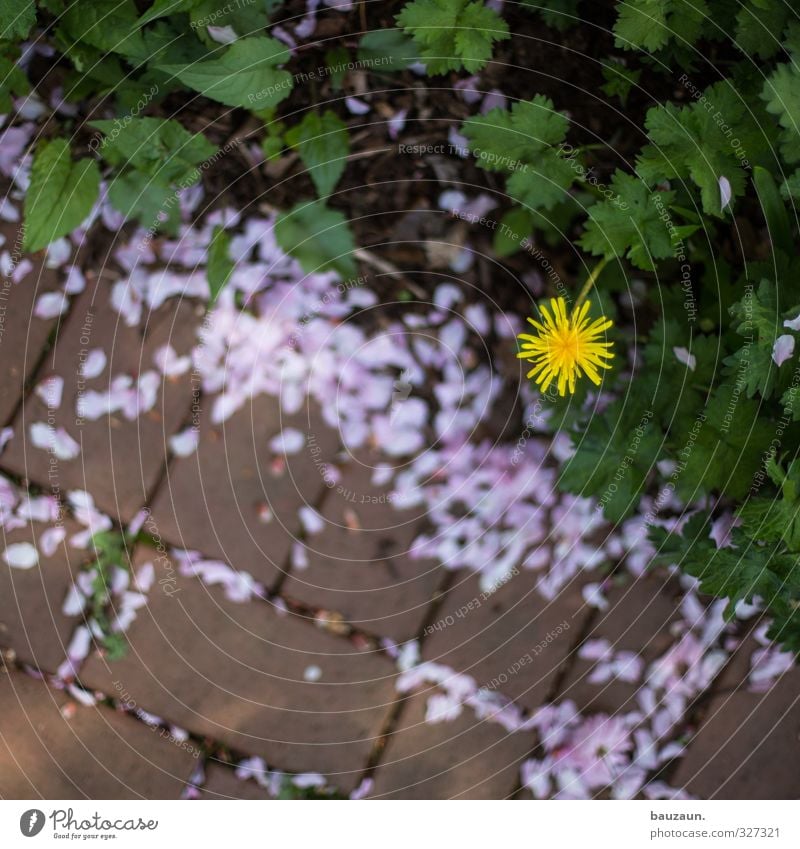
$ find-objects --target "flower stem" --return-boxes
[575,256,610,310]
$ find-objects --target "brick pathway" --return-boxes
[1,231,798,801]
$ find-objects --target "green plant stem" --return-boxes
[575,256,610,309]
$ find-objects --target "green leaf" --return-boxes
[579,173,675,271]
[396,0,509,74]
[136,0,202,27]
[521,0,581,32]
[188,0,280,40]
[101,632,129,660]
[753,165,793,255]
[324,47,350,89]
[671,384,775,501]
[207,225,234,299]
[285,111,349,199]
[600,60,641,107]
[725,278,780,399]
[636,82,754,216]
[0,53,30,112]
[23,139,100,252]
[493,208,535,257]
[762,59,800,164]
[462,95,575,212]
[275,201,357,278]
[559,398,662,523]
[58,0,146,60]
[734,0,790,59]
[157,36,292,109]
[106,171,181,235]
[357,29,418,71]
[614,0,709,53]
[650,515,792,620]
[90,116,217,184]
[0,0,35,39]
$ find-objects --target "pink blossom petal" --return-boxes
[270,428,305,454]
[672,346,696,371]
[772,334,795,366]
[345,96,370,115]
[719,175,732,211]
[40,525,68,557]
[34,291,69,319]
[34,375,64,409]
[81,349,107,379]
[169,428,199,458]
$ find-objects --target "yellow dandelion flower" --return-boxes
[517,296,614,396]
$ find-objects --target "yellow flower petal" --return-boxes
[516,297,614,396]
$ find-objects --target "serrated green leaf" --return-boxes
[397,0,509,74]
[275,201,356,278]
[579,173,675,271]
[559,398,662,522]
[23,139,100,252]
[614,0,708,54]
[188,0,279,41]
[158,36,292,109]
[762,59,800,164]
[207,225,234,299]
[136,0,202,27]
[0,0,35,39]
[285,111,349,199]
[106,171,181,234]
[0,53,29,112]
[636,82,754,215]
[462,95,575,213]
[59,0,146,60]
[90,116,217,184]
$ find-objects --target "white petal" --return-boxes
[3,542,39,569]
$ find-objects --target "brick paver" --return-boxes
[79,549,396,793]
[0,517,87,674]
[555,574,680,714]
[0,660,197,798]
[369,693,531,799]
[421,567,587,712]
[2,283,200,523]
[149,397,339,589]
[281,457,442,641]
[0,217,67,425]
[671,639,800,799]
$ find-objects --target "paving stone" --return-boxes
[2,283,200,523]
[281,456,442,642]
[0,216,67,425]
[149,396,339,589]
[671,643,800,799]
[198,762,272,800]
[0,517,87,674]
[79,551,396,793]
[421,566,586,712]
[370,693,531,799]
[555,574,681,714]
[0,661,197,798]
